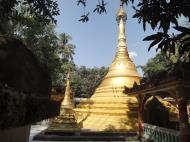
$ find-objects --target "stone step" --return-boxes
[33,131,138,141]
[34,135,125,141]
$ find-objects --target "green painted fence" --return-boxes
[143,123,179,142]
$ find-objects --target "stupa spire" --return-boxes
[115,3,131,61]
[95,3,140,88]
[61,71,74,110]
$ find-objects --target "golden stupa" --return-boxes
[47,72,80,132]
[74,4,141,132]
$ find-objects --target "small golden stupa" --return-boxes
[75,3,141,132]
[47,71,80,132]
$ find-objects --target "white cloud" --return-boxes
[129,51,137,59]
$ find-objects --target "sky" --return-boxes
[55,0,158,69]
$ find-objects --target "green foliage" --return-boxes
[0,1,109,98]
[1,4,76,87]
[58,33,76,62]
[77,0,108,22]
[71,66,108,98]
[0,84,60,130]
[0,0,59,34]
[131,0,190,60]
[143,27,190,62]
[19,24,75,87]
[0,36,51,97]
[141,52,173,78]
[93,0,107,14]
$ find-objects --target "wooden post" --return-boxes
[176,88,190,142]
[137,94,145,141]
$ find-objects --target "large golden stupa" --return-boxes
[75,4,141,132]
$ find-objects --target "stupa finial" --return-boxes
[116,1,127,24]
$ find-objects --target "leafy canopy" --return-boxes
[0,0,59,34]
[2,3,75,87]
[141,52,173,78]
[71,66,108,98]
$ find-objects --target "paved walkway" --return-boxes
[29,125,49,142]
[30,125,106,142]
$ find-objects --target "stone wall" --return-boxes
[0,125,30,142]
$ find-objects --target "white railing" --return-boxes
[143,123,179,142]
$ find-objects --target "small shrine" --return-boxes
[124,63,190,142]
[46,71,80,133]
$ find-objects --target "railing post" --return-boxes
[142,123,180,142]
[158,131,161,142]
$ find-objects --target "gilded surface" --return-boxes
[47,72,79,132]
[145,96,179,121]
[74,5,141,132]
[61,72,74,110]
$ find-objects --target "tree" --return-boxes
[59,33,76,62]
[2,5,75,86]
[141,52,173,78]
[55,33,76,87]
[0,36,51,97]
[12,17,63,86]
[0,0,59,34]
[71,66,108,98]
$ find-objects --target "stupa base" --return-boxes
[33,129,138,141]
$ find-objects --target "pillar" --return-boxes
[176,88,190,142]
[137,94,145,141]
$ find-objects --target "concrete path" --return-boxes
[29,125,49,142]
